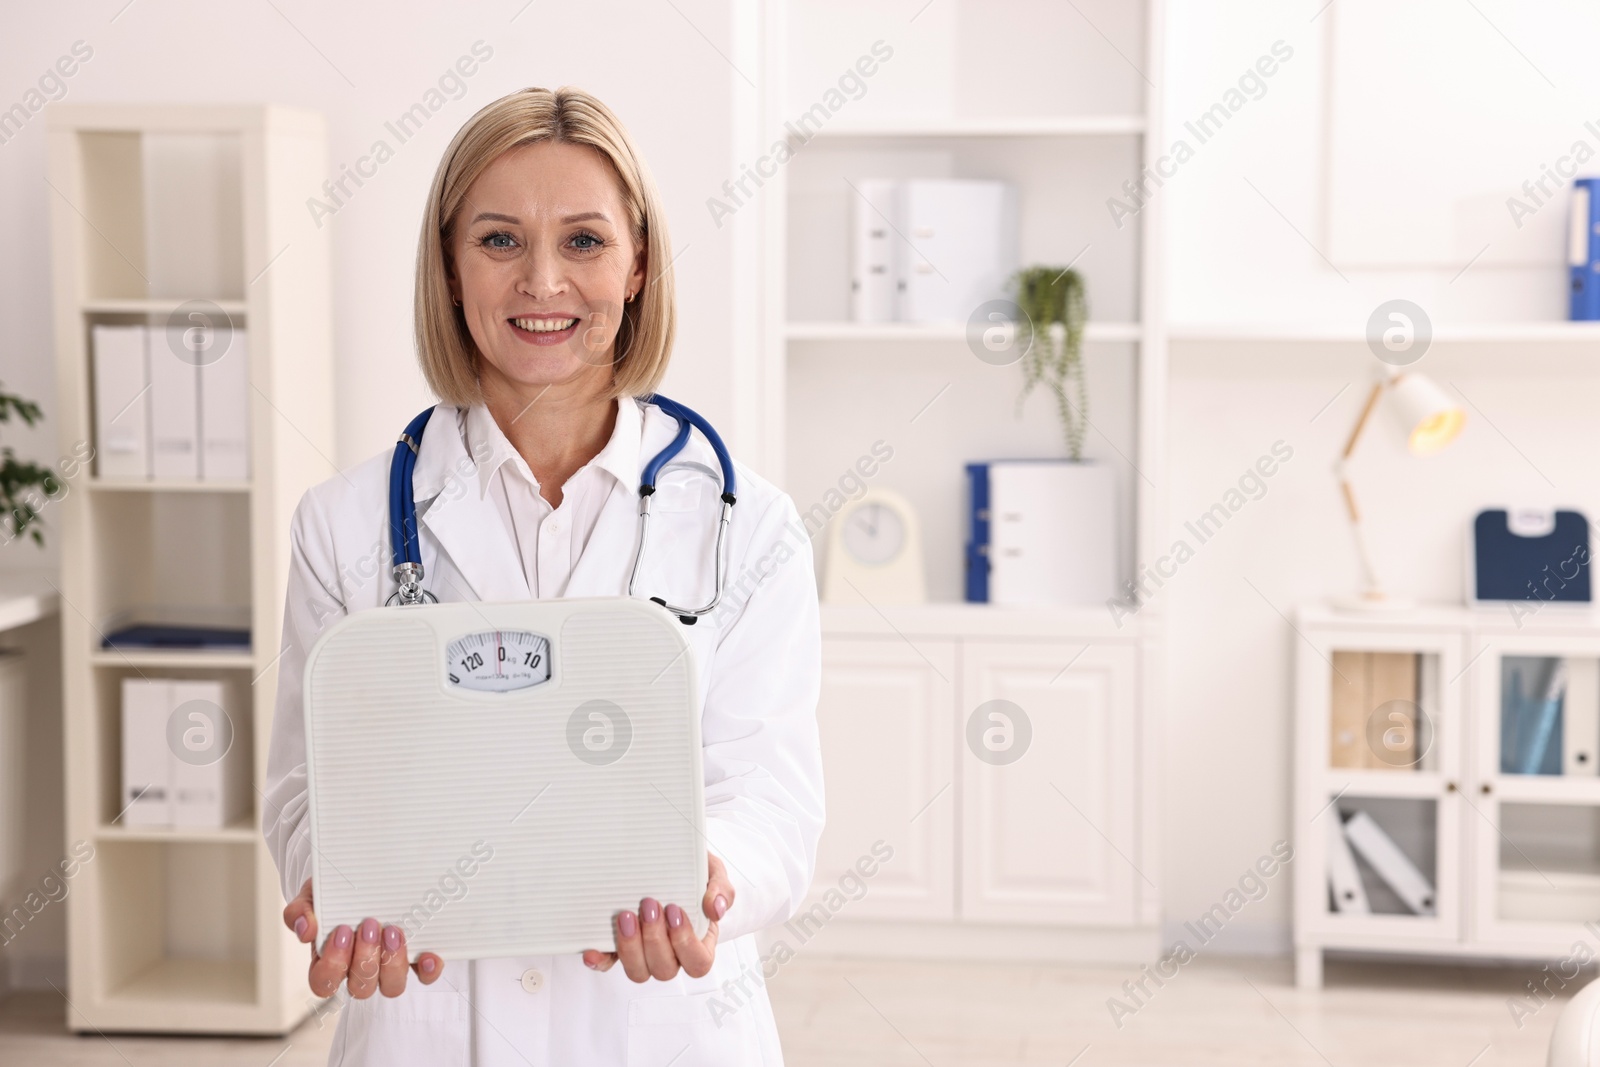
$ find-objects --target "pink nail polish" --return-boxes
[420,956,437,975]
[333,925,353,950]
[641,898,660,924]
[383,926,400,951]
[666,904,684,929]
[714,895,728,919]
[293,916,308,940]
[584,957,599,970]
[618,911,638,938]
[361,918,380,944]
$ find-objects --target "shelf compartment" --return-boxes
[1327,650,1441,774]
[88,478,252,494]
[92,663,254,829]
[1326,796,1439,920]
[1496,803,1600,924]
[1500,656,1600,777]
[72,130,244,303]
[786,321,1142,343]
[85,489,251,633]
[93,839,257,1007]
[814,115,1146,138]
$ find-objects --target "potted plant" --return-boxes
[1013,265,1088,460]
[1,388,61,546]
[985,265,1116,608]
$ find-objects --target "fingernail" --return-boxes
[618,911,638,938]
[333,925,353,950]
[293,916,308,940]
[641,898,660,924]
[383,926,400,951]
[714,895,728,919]
[420,956,437,975]
[360,918,380,944]
[666,903,684,929]
[584,956,599,970]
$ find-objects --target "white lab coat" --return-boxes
[261,399,824,1067]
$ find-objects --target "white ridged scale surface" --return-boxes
[303,598,706,959]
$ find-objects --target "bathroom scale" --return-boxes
[302,597,707,960]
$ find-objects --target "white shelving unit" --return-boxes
[743,0,1166,962]
[47,104,333,1034]
[1294,604,1600,988]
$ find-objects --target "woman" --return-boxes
[262,86,823,1066]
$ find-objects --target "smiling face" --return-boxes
[446,139,646,403]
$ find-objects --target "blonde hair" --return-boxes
[414,86,675,404]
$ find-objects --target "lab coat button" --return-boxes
[520,968,544,994]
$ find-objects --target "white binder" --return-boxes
[900,179,1017,324]
[92,325,150,480]
[1565,657,1600,776]
[304,598,707,960]
[851,179,900,322]
[199,329,250,481]
[987,460,1117,606]
[1342,811,1436,916]
[121,679,171,825]
[1326,813,1370,914]
[151,330,199,480]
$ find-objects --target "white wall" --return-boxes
[1160,0,1600,951]
[0,0,748,986]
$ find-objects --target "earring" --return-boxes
[452,296,461,306]
[625,290,636,303]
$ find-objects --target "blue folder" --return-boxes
[1572,178,1600,321]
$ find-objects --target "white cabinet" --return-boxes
[813,638,956,920]
[804,606,1150,960]
[1294,606,1600,988]
[961,641,1138,926]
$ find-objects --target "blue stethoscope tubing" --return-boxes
[387,395,737,624]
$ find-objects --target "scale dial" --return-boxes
[445,630,551,692]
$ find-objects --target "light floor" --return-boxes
[0,954,1566,1066]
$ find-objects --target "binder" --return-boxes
[851,179,899,323]
[1328,651,1367,768]
[1342,810,1437,916]
[1564,657,1599,775]
[964,463,992,602]
[150,329,199,480]
[120,679,170,826]
[1327,811,1370,914]
[965,460,1116,606]
[1367,652,1418,767]
[92,324,151,480]
[1469,508,1591,605]
[899,179,1017,324]
[1571,178,1600,321]
[199,328,250,480]
[168,679,244,828]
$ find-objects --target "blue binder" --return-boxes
[965,463,991,602]
[1472,508,1590,604]
[1571,178,1600,321]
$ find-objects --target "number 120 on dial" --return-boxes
[444,630,552,693]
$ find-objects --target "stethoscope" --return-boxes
[387,394,737,625]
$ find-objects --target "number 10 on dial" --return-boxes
[445,630,552,692]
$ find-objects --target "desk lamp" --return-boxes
[1335,369,1465,611]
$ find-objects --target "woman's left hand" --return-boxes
[582,852,734,981]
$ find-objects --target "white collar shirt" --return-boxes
[461,398,641,599]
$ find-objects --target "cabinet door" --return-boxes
[960,640,1139,926]
[807,637,957,920]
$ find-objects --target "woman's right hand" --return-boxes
[283,878,445,998]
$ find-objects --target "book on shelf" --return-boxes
[100,605,251,653]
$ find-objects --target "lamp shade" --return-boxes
[1389,372,1465,455]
